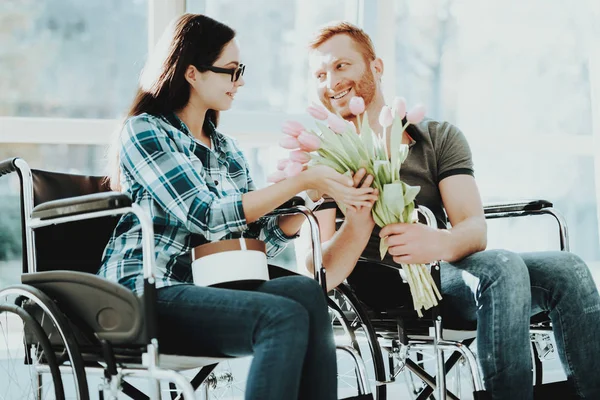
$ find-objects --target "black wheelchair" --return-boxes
[0,157,373,400]
[325,196,572,399]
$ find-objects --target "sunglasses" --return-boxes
[199,63,245,82]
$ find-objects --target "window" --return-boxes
[0,0,148,119]
[392,0,600,261]
[187,0,359,114]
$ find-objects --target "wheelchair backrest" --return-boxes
[26,169,119,275]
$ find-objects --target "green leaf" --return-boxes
[360,120,374,159]
[403,182,421,205]
[315,122,349,157]
[383,182,405,220]
[379,237,388,260]
[390,116,404,181]
[372,202,386,227]
[402,202,415,223]
[310,153,346,174]
[374,160,391,185]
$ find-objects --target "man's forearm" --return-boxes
[307,220,373,290]
[441,216,487,262]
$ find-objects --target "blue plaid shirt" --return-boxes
[98,112,294,295]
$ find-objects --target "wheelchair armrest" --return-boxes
[275,195,305,210]
[0,157,18,177]
[483,199,553,215]
[31,192,132,220]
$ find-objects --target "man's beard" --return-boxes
[321,69,377,120]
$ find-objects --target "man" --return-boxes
[305,21,600,399]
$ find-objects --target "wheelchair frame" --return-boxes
[328,198,569,400]
[0,157,373,399]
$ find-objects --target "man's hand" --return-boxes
[379,223,450,264]
[345,168,378,230]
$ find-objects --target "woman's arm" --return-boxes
[122,116,374,243]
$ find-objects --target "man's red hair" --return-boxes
[309,21,376,62]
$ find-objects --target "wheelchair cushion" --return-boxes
[22,270,146,345]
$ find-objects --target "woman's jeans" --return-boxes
[155,266,337,400]
[442,250,600,399]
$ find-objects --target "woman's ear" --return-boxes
[371,58,384,81]
[184,65,198,85]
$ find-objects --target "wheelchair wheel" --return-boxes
[0,301,63,399]
[330,283,387,400]
[0,286,89,400]
[203,359,248,399]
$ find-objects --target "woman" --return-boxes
[99,13,377,400]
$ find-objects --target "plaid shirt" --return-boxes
[98,112,294,295]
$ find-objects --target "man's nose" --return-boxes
[326,72,341,92]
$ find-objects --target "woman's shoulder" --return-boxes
[124,113,167,132]
[122,113,187,142]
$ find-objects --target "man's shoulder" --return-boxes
[415,118,459,139]
[413,118,466,148]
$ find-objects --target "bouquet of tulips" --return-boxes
[269,97,442,317]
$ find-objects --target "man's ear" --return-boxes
[184,65,197,85]
[371,58,384,80]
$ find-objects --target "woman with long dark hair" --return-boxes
[99,13,377,399]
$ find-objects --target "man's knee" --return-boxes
[465,249,531,296]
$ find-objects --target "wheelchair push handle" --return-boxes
[0,157,19,177]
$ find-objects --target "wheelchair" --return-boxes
[0,157,373,400]
[324,197,571,399]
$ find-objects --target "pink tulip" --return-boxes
[393,97,407,119]
[307,103,329,120]
[267,170,286,183]
[276,158,291,170]
[282,121,305,137]
[289,150,311,163]
[284,161,303,177]
[349,96,365,116]
[406,104,426,124]
[327,113,348,134]
[297,132,322,151]
[279,136,301,149]
[378,105,393,128]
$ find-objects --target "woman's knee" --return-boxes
[267,275,328,313]
[256,296,310,347]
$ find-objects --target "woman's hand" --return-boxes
[345,168,378,230]
[298,166,377,209]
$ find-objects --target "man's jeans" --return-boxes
[441,250,600,399]
[155,267,337,400]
